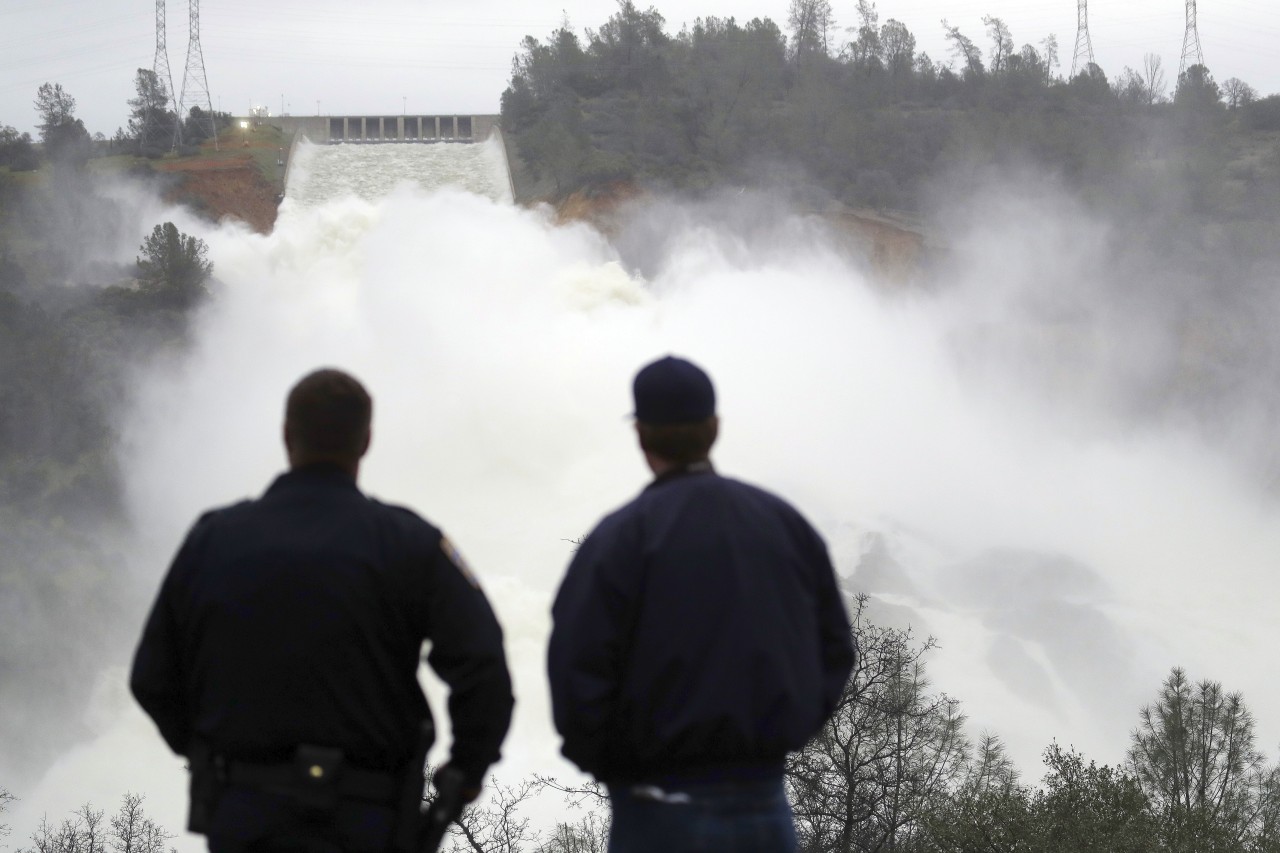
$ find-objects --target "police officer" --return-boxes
[131,368,514,853]
[548,355,856,853]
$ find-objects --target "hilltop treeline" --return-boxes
[501,0,1280,217]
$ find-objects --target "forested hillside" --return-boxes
[501,2,1280,218]
[502,1,1280,488]
[0,143,213,779]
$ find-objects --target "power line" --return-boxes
[1180,0,1205,75]
[176,0,216,149]
[143,0,178,152]
[1070,0,1094,77]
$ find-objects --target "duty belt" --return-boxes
[224,756,400,803]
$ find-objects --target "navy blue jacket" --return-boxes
[548,464,855,783]
[130,465,514,788]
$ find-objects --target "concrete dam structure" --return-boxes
[265,114,500,144]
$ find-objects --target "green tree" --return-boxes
[670,16,787,170]
[182,105,231,147]
[880,19,916,81]
[34,83,76,142]
[1032,744,1155,852]
[788,0,834,65]
[941,20,984,79]
[587,1,669,93]
[1040,34,1061,82]
[0,125,39,171]
[126,68,176,156]
[982,16,1013,75]
[33,82,91,168]
[1174,64,1224,113]
[847,0,882,69]
[917,735,1032,853]
[1128,667,1280,851]
[136,222,213,308]
[1069,62,1113,104]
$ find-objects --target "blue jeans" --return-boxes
[608,777,797,853]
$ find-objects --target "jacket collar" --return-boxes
[266,463,362,495]
[645,459,715,491]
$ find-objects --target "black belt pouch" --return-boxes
[293,744,346,817]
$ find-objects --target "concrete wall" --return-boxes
[253,113,507,200]
[259,114,499,144]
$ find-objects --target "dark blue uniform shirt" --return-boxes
[548,464,855,784]
[130,464,513,786]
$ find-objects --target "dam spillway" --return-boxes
[283,134,514,208]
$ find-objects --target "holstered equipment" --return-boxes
[187,740,227,834]
[187,740,405,835]
[392,720,436,853]
[418,765,469,853]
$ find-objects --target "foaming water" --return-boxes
[10,142,1280,849]
[285,137,514,207]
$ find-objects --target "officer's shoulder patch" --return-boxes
[439,536,480,589]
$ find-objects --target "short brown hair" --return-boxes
[637,417,718,466]
[285,369,372,460]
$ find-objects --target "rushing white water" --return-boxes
[285,138,514,208]
[10,135,1280,850]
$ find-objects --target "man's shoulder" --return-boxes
[364,496,444,540]
[656,472,801,513]
[188,497,254,530]
[691,474,820,535]
[723,476,805,513]
[577,493,646,552]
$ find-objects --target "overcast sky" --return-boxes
[1,0,1277,140]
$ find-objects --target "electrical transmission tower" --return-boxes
[1180,0,1205,76]
[1070,0,1095,78]
[177,0,218,150]
[144,0,178,153]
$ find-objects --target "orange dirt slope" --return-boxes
[154,153,280,234]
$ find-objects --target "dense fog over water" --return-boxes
[8,137,1279,849]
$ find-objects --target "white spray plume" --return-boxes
[9,141,1279,851]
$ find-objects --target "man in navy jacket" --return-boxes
[131,368,514,852]
[549,355,855,853]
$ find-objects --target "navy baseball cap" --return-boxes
[632,356,716,424]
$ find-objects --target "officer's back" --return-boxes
[131,369,514,853]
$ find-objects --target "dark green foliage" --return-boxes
[0,126,39,172]
[1242,95,1280,131]
[1,177,207,779]
[1175,64,1224,113]
[33,83,92,171]
[1129,669,1280,852]
[777,606,1280,853]
[135,221,213,309]
[182,106,233,147]
[501,8,1271,219]
[1032,745,1155,852]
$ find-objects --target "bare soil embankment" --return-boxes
[155,155,279,234]
[153,124,287,234]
